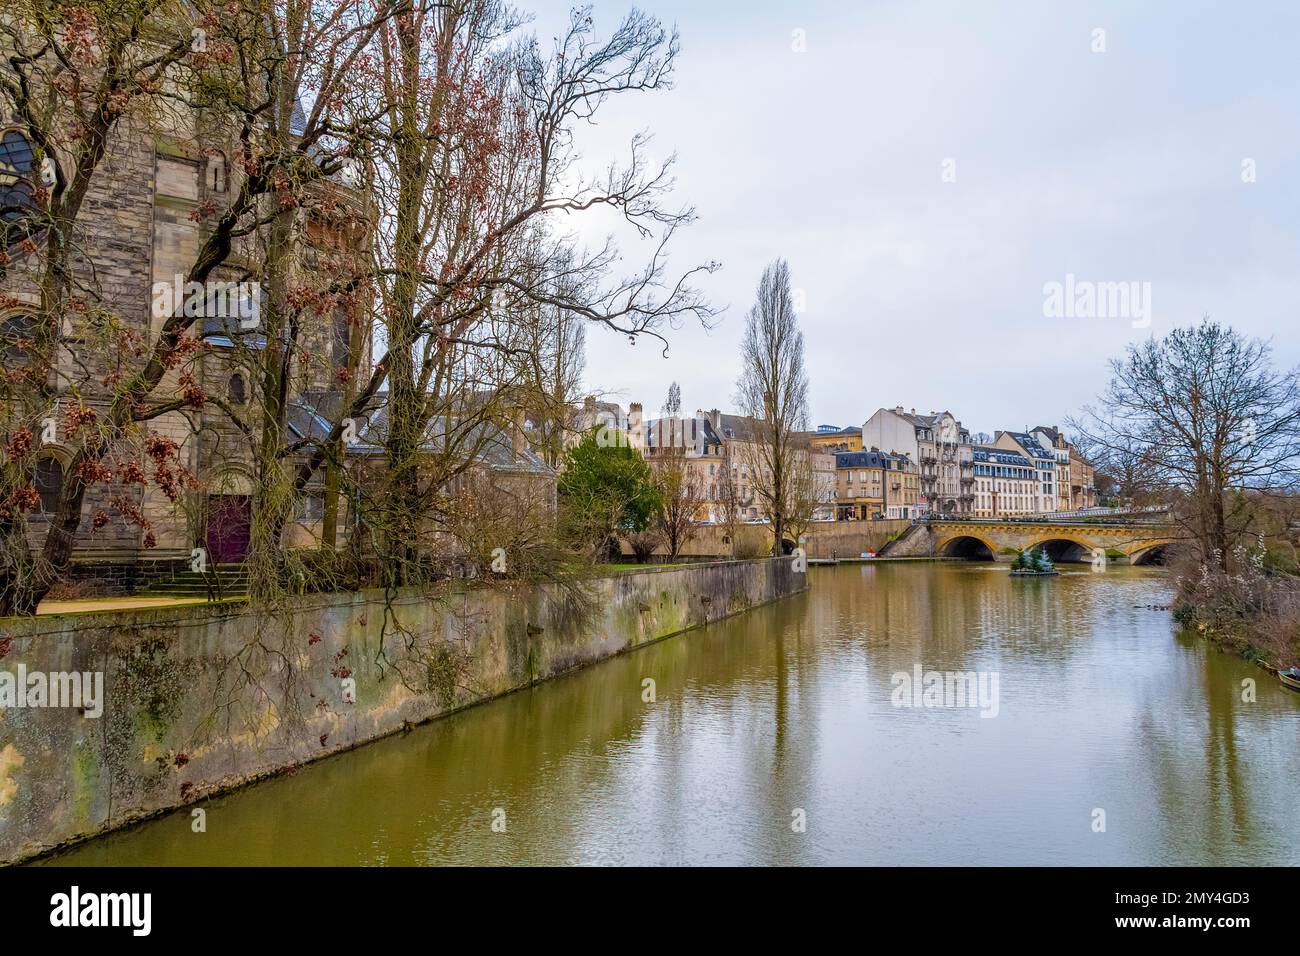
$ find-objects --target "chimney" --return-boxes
[583,395,595,411]
[510,408,525,459]
[709,408,721,429]
[894,405,904,415]
[910,408,916,415]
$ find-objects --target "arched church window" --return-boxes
[35,456,64,513]
[0,127,49,258]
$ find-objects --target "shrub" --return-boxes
[625,529,662,564]
[731,526,768,559]
[1174,544,1300,665]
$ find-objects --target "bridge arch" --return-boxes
[936,533,996,561]
[1128,540,1175,566]
[1025,535,1098,563]
[920,517,1175,565]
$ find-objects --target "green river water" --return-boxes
[45,562,1300,866]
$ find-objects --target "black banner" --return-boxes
[0,865,1281,942]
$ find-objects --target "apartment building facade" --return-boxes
[1068,444,1098,509]
[972,446,1039,517]
[810,425,864,453]
[835,450,887,521]
[862,406,974,516]
[883,453,920,519]
[994,431,1059,513]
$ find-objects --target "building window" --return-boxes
[207,152,228,193]
[1,128,46,256]
[297,493,325,520]
[35,457,63,513]
[228,372,246,404]
[1,313,39,361]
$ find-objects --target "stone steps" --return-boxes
[140,565,249,598]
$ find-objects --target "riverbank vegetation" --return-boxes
[1074,320,1300,666]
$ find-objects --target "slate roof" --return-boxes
[288,391,552,474]
[290,98,308,137]
[836,450,889,470]
[892,408,970,441]
[1003,431,1055,461]
[715,412,761,442]
[973,446,1031,467]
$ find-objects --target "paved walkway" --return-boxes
[36,595,220,616]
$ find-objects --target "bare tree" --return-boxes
[1067,430,1163,507]
[1073,319,1300,570]
[0,1,718,613]
[651,394,704,561]
[521,259,587,470]
[624,527,661,564]
[662,381,681,417]
[782,447,820,544]
[0,0,390,613]
[291,3,716,589]
[735,259,809,555]
[715,438,743,557]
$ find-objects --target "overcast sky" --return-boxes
[529,0,1300,436]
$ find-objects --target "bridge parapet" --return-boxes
[919,518,1176,564]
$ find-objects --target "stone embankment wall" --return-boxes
[623,520,912,560]
[0,558,806,863]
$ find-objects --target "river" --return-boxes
[45,563,1300,866]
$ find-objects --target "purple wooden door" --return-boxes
[206,495,251,565]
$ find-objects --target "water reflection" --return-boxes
[46,564,1300,866]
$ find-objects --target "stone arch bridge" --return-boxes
[881,517,1177,565]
